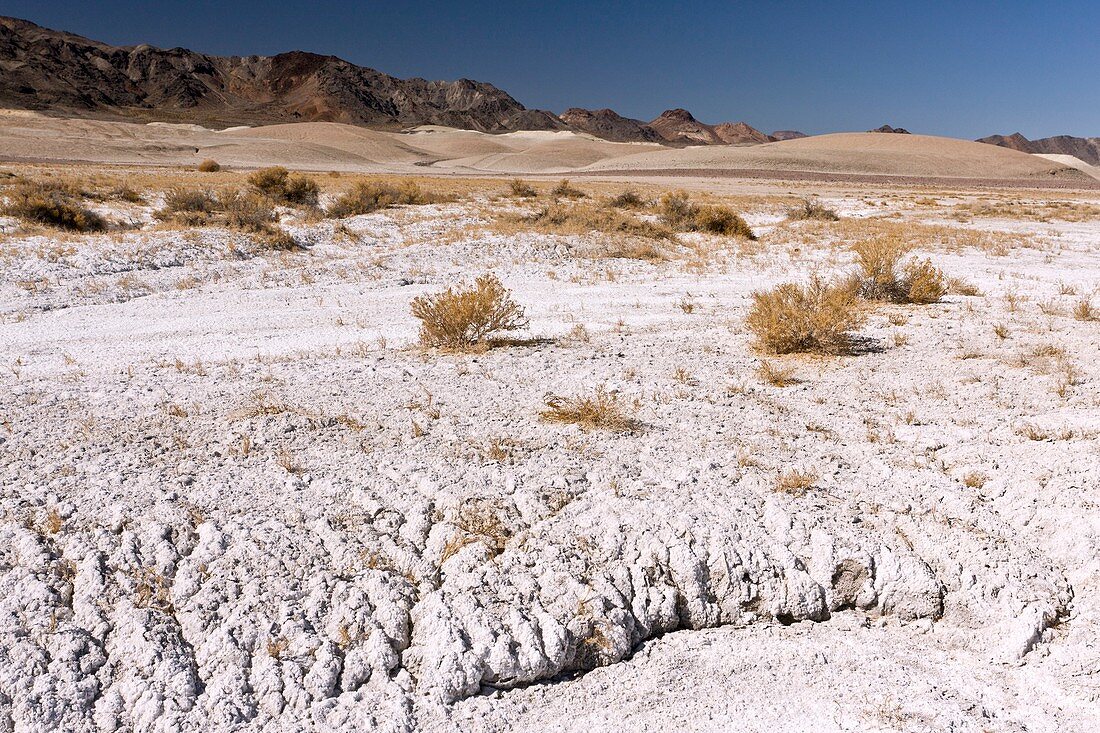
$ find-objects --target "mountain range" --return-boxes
[0,15,1094,160]
[977,133,1100,166]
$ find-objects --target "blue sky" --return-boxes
[6,1,1098,138]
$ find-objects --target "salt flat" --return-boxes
[1,162,1099,732]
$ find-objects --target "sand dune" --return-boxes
[582,132,1081,180]
[1034,153,1100,181]
[0,113,1091,184]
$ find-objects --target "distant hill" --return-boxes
[978,133,1100,166]
[0,15,565,132]
[645,108,772,145]
[771,130,808,141]
[558,108,664,143]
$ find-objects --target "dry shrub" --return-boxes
[157,188,297,246]
[158,187,219,224]
[903,259,948,304]
[247,166,290,197]
[1073,299,1097,322]
[247,166,319,206]
[692,205,755,237]
[110,186,144,204]
[328,180,440,218]
[222,191,276,233]
[411,274,527,349]
[520,203,674,242]
[852,236,945,304]
[786,198,839,221]
[2,180,107,232]
[608,189,647,209]
[197,159,221,173]
[540,386,638,432]
[509,179,538,198]
[551,179,586,199]
[746,275,865,355]
[658,191,754,239]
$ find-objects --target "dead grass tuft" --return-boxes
[775,469,817,496]
[197,159,221,173]
[1073,299,1097,322]
[786,198,839,221]
[411,274,528,349]
[758,361,799,387]
[540,386,638,432]
[746,276,865,355]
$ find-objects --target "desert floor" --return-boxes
[2,163,1099,732]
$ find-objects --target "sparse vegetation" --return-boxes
[608,189,646,209]
[657,191,754,238]
[1073,299,1097,322]
[746,276,865,355]
[551,179,586,199]
[156,187,295,246]
[786,198,839,221]
[517,202,674,242]
[327,179,443,217]
[775,469,817,496]
[247,166,320,206]
[508,179,538,198]
[852,236,946,304]
[197,159,221,172]
[758,361,799,387]
[2,180,108,232]
[540,386,638,432]
[411,274,528,349]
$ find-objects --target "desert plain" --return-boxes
[1,113,1099,733]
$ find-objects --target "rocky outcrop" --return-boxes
[771,130,808,141]
[558,108,664,143]
[714,121,774,144]
[870,125,911,134]
[978,132,1100,166]
[647,108,771,146]
[0,15,565,132]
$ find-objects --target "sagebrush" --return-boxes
[746,275,864,354]
[411,274,528,349]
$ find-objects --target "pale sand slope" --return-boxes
[0,112,663,174]
[583,132,1080,180]
[1035,153,1100,181]
[0,111,1090,183]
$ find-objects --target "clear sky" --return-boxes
[6,0,1098,138]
